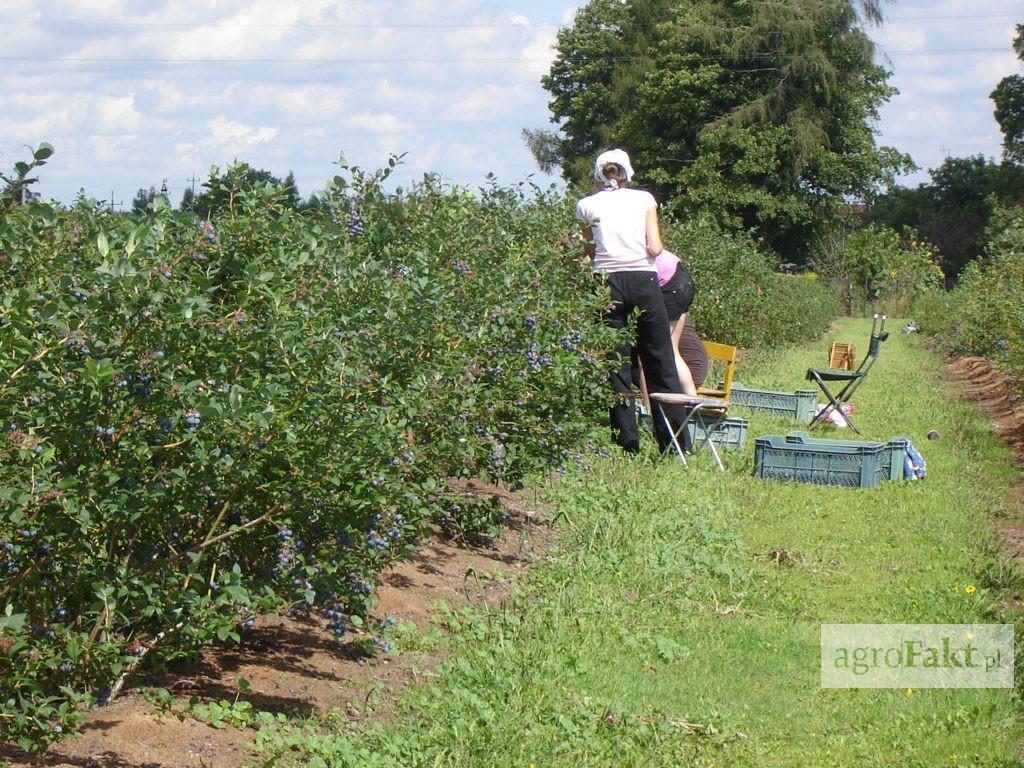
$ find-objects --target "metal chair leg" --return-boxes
[813,376,860,434]
[656,402,688,464]
[690,410,727,471]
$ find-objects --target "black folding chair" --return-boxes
[805,314,889,434]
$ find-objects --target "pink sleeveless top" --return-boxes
[654,249,680,287]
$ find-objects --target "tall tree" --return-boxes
[868,155,1024,277]
[180,187,195,212]
[991,24,1024,164]
[132,186,158,214]
[539,0,908,258]
[282,170,301,209]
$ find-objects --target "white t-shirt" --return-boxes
[575,188,658,273]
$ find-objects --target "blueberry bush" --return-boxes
[663,218,839,347]
[915,204,1024,387]
[0,152,838,750]
[0,158,621,748]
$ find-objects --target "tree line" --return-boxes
[527,0,1024,281]
[129,166,328,217]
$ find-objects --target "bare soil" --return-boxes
[946,356,1024,562]
[946,356,1024,466]
[2,480,555,768]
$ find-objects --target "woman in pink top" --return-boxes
[654,250,699,395]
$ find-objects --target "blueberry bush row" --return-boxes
[915,204,1024,388]
[663,218,839,349]
[0,165,620,749]
[0,157,838,750]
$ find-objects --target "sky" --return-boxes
[0,0,1020,206]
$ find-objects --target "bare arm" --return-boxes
[580,225,596,261]
[645,207,663,257]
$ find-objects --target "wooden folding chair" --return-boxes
[650,341,737,471]
[806,315,889,434]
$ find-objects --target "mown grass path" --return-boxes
[262,317,1023,767]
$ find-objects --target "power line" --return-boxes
[0,13,1018,30]
[0,48,1010,66]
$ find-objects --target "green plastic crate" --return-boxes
[784,432,909,481]
[685,415,748,452]
[728,382,819,423]
[753,434,887,488]
[883,438,910,481]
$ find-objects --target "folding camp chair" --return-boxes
[649,341,737,471]
[806,314,889,434]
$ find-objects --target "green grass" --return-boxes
[255,318,1024,767]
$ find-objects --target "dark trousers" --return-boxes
[603,271,685,453]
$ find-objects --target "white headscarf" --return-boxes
[594,148,635,190]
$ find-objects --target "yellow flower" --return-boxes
[906,688,914,696]
[890,270,899,278]
[965,585,976,595]
[952,585,959,593]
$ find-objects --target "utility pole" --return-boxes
[186,173,199,197]
[160,178,169,199]
[940,145,951,159]
[107,190,123,213]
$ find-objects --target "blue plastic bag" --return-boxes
[903,439,926,480]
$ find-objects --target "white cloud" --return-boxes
[94,95,142,133]
[342,111,411,133]
[201,117,279,153]
[447,84,532,121]
[521,27,559,77]
[1,0,1018,201]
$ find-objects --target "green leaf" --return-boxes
[0,608,26,634]
[228,385,244,414]
[33,142,55,161]
[97,232,110,258]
